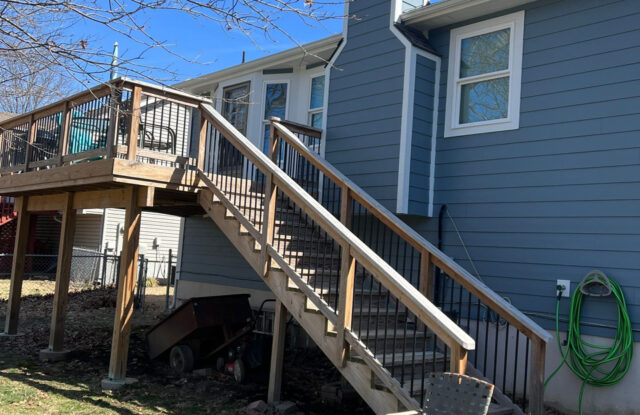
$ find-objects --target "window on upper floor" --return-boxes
[444,11,525,137]
[308,75,325,129]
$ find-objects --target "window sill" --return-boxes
[444,118,519,137]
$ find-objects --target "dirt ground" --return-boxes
[0,282,373,415]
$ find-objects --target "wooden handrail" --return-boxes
[271,120,552,345]
[278,119,322,138]
[199,103,475,352]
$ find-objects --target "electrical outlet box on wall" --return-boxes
[556,279,570,298]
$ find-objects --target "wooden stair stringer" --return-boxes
[199,189,405,415]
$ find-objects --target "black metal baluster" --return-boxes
[523,336,530,408]
[512,328,520,402]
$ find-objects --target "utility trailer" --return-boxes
[146,294,271,382]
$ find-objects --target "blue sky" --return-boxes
[76,3,344,85]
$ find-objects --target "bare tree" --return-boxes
[0,0,342,90]
[0,55,70,113]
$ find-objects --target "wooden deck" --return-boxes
[0,158,202,194]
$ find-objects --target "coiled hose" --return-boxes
[544,275,633,414]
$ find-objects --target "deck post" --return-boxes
[335,186,354,365]
[57,102,72,166]
[260,119,280,278]
[528,337,546,415]
[102,186,141,389]
[336,248,356,366]
[267,299,287,404]
[196,113,207,171]
[25,114,36,171]
[105,83,122,159]
[419,251,435,301]
[2,196,30,336]
[449,344,468,375]
[126,86,142,161]
[40,192,76,361]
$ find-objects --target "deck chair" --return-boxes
[423,372,494,415]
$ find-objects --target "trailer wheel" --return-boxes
[233,359,246,384]
[170,345,194,375]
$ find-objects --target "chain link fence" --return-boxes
[0,248,177,310]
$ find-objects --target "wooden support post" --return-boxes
[2,197,30,335]
[336,247,356,366]
[419,251,435,301]
[340,186,352,228]
[126,86,142,161]
[25,114,36,171]
[449,344,468,375]
[105,85,122,159]
[267,299,287,404]
[528,337,546,415]
[334,185,355,365]
[103,186,141,388]
[196,114,207,171]
[58,102,72,166]
[260,120,280,278]
[40,193,76,360]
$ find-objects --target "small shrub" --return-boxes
[145,277,159,287]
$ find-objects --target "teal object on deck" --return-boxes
[68,112,108,155]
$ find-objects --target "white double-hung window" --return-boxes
[444,11,525,137]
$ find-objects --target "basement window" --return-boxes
[444,11,525,137]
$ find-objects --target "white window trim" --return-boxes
[444,11,525,138]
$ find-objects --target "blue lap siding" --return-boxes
[326,0,406,211]
[405,0,640,337]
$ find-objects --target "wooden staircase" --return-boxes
[190,104,551,414]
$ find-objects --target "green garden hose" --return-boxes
[544,273,633,415]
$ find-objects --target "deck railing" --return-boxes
[0,78,204,174]
[269,118,552,414]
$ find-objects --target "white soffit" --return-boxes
[401,0,537,31]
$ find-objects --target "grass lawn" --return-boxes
[0,281,371,415]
